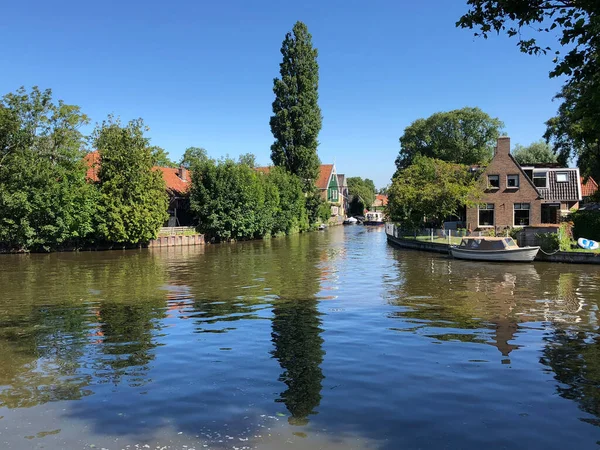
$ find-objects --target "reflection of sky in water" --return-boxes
[0,227,599,449]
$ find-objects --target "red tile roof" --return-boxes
[84,151,190,195]
[255,164,335,190]
[156,167,191,195]
[582,176,598,198]
[374,194,388,206]
[316,164,334,190]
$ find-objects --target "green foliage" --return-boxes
[395,107,504,171]
[457,1,600,183]
[180,146,208,169]
[267,167,309,235]
[0,86,96,251]
[512,140,557,165]
[536,233,560,253]
[270,21,322,191]
[545,78,600,181]
[238,152,257,168]
[347,177,376,215]
[572,210,600,242]
[388,156,481,230]
[150,146,177,168]
[190,160,309,242]
[93,116,169,244]
[305,189,330,225]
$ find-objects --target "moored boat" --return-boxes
[450,237,539,262]
[343,217,358,225]
[363,211,384,226]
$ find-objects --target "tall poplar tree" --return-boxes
[270,21,322,191]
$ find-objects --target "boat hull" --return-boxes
[450,246,539,262]
[363,221,384,226]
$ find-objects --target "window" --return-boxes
[487,175,499,188]
[514,203,530,226]
[533,171,547,188]
[507,174,519,188]
[478,204,494,226]
[556,172,568,182]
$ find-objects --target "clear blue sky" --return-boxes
[0,0,564,188]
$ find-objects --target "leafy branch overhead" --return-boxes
[457,1,600,181]
[457,0,598,80]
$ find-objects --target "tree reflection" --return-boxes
[541,329,600,426]
[271,298,324,425]
[0,251,169,407]
[268,235,325,425]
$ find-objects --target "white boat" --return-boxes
[363,211,384,226]
[450,237,539,262]
[343,217,358,225]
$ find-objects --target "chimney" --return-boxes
[178,165,187,181]
[495,136,511,156]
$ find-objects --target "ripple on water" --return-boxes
[0,227,599,449]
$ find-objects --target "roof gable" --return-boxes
[316,164,335,190]
[582,176,598,197]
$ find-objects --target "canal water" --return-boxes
[0,226,599,449]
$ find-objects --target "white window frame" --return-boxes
[513,203,530,226]
[532,171,548,188]
[506,174,520,189]
[478,203,495,227]
[556,172,568,183]
[487,175,500,189]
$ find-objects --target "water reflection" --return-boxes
[386,248,600,425]
[0,229,600,449]
[541,328,600,426]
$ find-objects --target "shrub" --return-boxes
[536,233,560,252]
[572,211,600,241]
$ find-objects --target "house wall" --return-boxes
[466,137,542,231]
[327,175,339,201]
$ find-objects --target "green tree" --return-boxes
[396,107,504,171]
[266,167,309,235]
[270,21,322,191]
[238,152,257,168]
[93,116,169,244]
[388,156,480,230]
[0,87,96,251]
[150,146,177,168]
[190,158,272,242]
[457,1,600,182]
[544,78,600,180]
[347,177,376,216]
[180,146,209,169]
[512,140,557,165]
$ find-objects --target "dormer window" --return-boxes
[487,175,499,189]
[507,174,519,188]
[556,172,568,182]
[533,171,547,188]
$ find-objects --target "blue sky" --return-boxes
[1,0,564,187]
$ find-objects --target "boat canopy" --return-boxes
[366,211,383,221]
[458,237,519,250]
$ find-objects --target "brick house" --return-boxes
[466,137,582,231]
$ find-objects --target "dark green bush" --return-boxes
[572,211,600,241]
